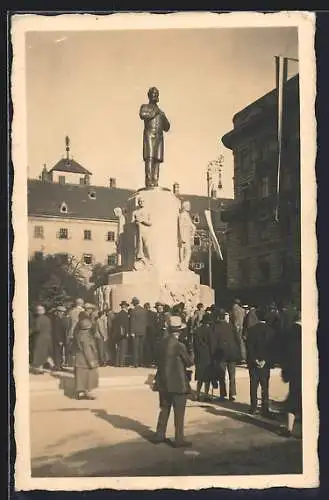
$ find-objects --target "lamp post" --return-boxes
[206,155,224,288]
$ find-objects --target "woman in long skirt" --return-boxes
[73,312,99,400]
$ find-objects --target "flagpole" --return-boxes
[207,167,212,288]
[274,55,288,222]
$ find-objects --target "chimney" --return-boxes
[173,182,180,195]
[109,178,117,188]
[41,164,49,182]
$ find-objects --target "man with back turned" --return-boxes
[139,87,170,188]
[152,315,194,448]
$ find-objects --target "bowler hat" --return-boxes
[168,315,186,330]
[131,297,140,305]
[155,301,164,307]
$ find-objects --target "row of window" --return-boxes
[34,226,204,247]
[58,175,89,186]
[238,134,299,173]
[57,199,202,223]
[238,214,293,246]
[33,226,116,241]
[34,251,208,270]
[34,251,117,266]
[238,253,298,285]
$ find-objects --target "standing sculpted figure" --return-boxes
[139,87,170,188]
[132,196,152,270]
[113,207,126,267]
[178,200,196,271]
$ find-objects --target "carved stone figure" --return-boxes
[113,207,126,267]
[102,285,112,310]
[139,87,170,188]
[132,196,152,270]
[178,200,196,271]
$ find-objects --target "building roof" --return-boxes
[222,74,299,149]
[49,158,92,176]
[28,179,233,227]
[28,179,133,221]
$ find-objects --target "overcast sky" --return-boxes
[26,27,298,197]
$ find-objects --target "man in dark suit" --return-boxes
[50,305,68,370]
[153,315,194,448]
[129,297,148,367]
[143,302,157,366]
[212,308,241,401]
[246,307,275,416]
[114,301,130,367]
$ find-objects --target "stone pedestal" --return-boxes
[123,187,181,275]
[102,186,215,312]
[108,268,212,312]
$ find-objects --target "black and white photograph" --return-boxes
[12,12,317,491]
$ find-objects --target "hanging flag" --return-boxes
[274,56,288,222]
[204,209,223,261]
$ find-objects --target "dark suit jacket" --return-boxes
[114,310,130,340]
[246,321,275,366]
[129,305,147,337]
[34,314,52,337]
[281,321,302,384]
[155,334,194,394]
[211,321,241,363]
[146,309,157,332]
[51,315,67,344]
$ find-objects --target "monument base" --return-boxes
[107,269,214,312]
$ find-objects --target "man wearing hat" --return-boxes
[51,305,67,370]
[113,301,130,367]
[129,297,148,367]
[153,315,194,448]
[246,306,276,416]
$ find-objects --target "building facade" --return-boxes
[29,139,232,293]
[221,75,301,307]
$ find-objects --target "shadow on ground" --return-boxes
[46,371,76,398]
[91,409,155,442]
[31,411,303,478]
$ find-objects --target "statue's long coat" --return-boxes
[139,104,170,162]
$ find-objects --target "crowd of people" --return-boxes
[29,296,302,446]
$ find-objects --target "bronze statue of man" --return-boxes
[139,87,170,188]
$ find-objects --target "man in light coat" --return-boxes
[231,298,246,362]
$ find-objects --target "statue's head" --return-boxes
[182,200,191,212]
[137,196,144,208]
[148,87,159,104]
